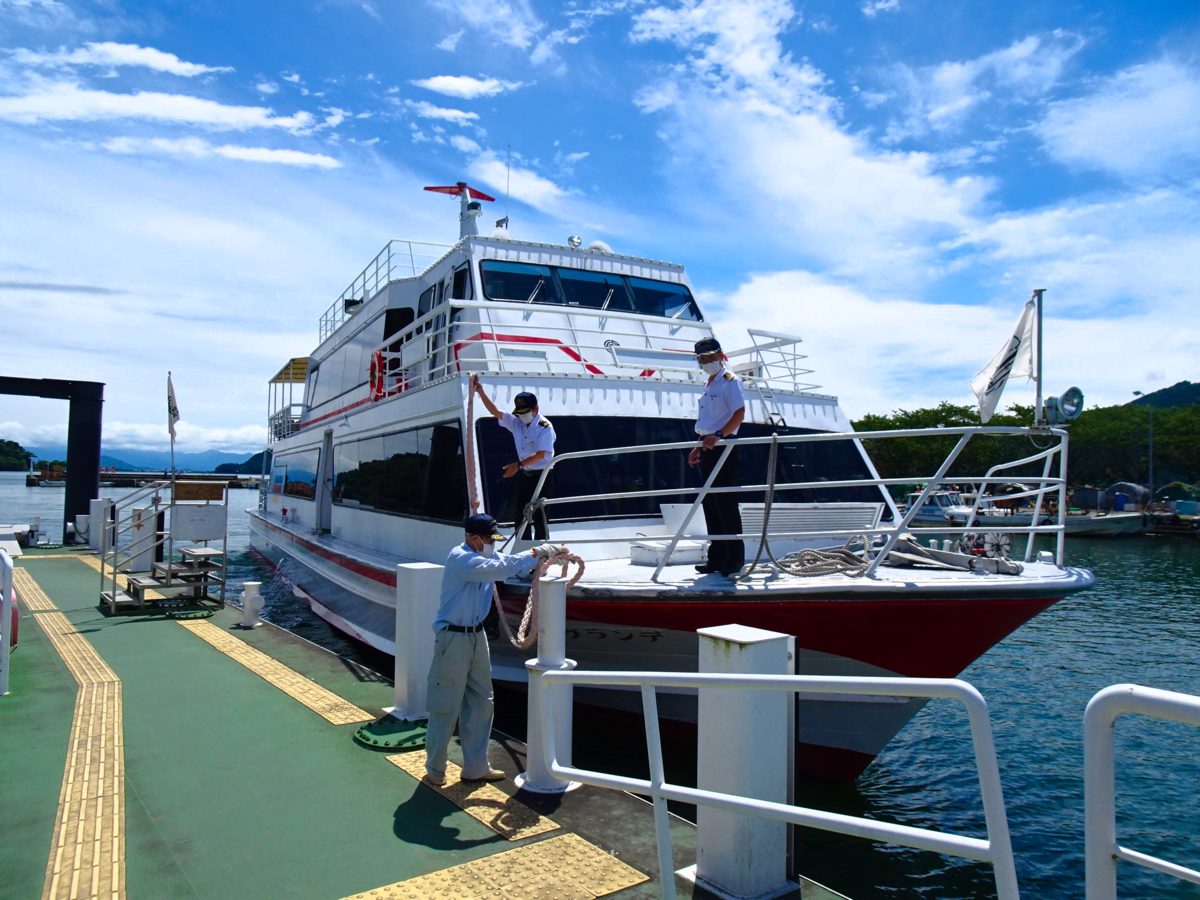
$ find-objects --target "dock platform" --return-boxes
[1,546,842,899]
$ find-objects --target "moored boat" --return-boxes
[249,183,1094,781]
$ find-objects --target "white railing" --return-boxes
[510,426,1071,574]
[319,240,452,341]
[727,329,820,393]
[268,403,305,444]
[1084,684,1200,898]
[1,548,12,696]
[538,669,1020,899]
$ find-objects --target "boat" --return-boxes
[249,183,1094,781]
[1062,510,1146,537]
[903,489,1047,528]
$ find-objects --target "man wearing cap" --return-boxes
[424,513,560,786]
[472,375,557,540]
[689,337,746,576]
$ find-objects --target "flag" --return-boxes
[167,372,180,441]
[970,300,1036,423]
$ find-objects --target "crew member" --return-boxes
[688,337,746,577]
[424,513,560,785]
[472,376,556,540]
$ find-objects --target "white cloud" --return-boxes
[281,71,301,83]
[404,98,479,124]
[255,80,278,95]
[436,30,464,52]
[430,0,543,50]
[0,418,266,453]
[880,32,1084,141]
[321,106,348,128]
[469,151,568,209]
[0,81,314,131]
[102,136,340,169]
[449,134,481,154]
[12,41,232,77]
[861,0,899,17]
[411,74,522,99]
[1040,59,1200,179]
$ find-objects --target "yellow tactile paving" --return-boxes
[11,567,126,900]
[177,619,374,725]
[387,751,559,841]
[342,832,648,899]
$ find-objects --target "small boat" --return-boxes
[249,182,1094,781]
[1062,510,1146,537]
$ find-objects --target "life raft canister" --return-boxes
[368,350,385,400]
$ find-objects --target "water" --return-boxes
[4,471,1198,897]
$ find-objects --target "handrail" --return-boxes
[539,669,1020,899]
[1084,684,1200,898]
[1,548,12,696]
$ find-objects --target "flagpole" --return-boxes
[1032,289,1045,426]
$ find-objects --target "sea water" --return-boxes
[3,471,1197,898]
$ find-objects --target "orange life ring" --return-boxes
[369,350,385,400]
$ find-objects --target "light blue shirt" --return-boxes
[433,542,539,631]
[695,366,745,436]
[499,411,556,470]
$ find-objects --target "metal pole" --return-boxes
[1033,288,1045,426]
[1,548,12,696]
[1147,406,1154,507]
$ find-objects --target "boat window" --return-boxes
[384,308,415,339]
[332,420,467,522]
[475,418,875,524]
[556,267,634,311]
[480,261,562,305]
[272,447,320,501]
[308,314,385,412]
[627,276,702,321]
[451,265,472,300]
[417,286,435,317]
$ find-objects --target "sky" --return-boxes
[1,0,1197,455]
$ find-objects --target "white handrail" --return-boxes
[1084,684,1200,898]
[538,669,1020,898]
[1,548,12,696]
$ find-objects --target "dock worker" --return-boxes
[688,337,746,577]
[424,513,563,786]
[471,375,556,540]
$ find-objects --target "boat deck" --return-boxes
[1,546,844,899]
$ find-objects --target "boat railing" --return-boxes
[539,668,1020,899]
[319,239,452,341]
[1084,684,1200,897]
[268,404,305,443]
[511,425,1071,574]
[369,298,823,393]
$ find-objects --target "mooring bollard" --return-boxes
[517,575,579,793]
[237,582,264,628]
[389,562,441,721]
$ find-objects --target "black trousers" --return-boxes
[512,469,551,540]
[699,445,744,572]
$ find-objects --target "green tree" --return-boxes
[0,438,33,472]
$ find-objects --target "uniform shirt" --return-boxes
[498,412,556,471]
[695,366,745,436]
[433,543,539,631]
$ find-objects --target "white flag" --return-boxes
[167,372,180,441]
[970,300,1036,423]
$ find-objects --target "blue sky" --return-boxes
[1,0,1197,453]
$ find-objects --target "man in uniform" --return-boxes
[688,336,746,576]
[424,513,559,785]
[472,376,556,540]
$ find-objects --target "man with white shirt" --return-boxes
[688,336,746,577]
[472,376,557,540]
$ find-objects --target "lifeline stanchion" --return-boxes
[1,548,13,697]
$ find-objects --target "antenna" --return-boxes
[505,145,511,227]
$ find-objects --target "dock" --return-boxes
[0,546,842,899]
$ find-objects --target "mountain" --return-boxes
[27,445,258,473]
[1128,381,1199,409]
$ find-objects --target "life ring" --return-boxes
[368,350,385,400]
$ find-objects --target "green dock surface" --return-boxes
[1,547,844,899]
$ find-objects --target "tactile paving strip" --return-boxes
[341,832,648,899]
[12,567,126,900]
[387,751,559,841]
[177,620,374,725]
[73,553,166,601]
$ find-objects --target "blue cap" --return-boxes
[513,392,538,414]
[464,513,504,541]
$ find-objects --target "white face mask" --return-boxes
[481,542,496,558]
[701,360,722,376]
[518,412,535,425]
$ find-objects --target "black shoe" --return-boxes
[695,564,716,574]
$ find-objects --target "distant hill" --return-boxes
[28,445,259,473]
[215,450,268,475]
[1129,381,1199,409]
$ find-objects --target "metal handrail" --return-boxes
[1,548,12,696]
[1084,684,1200,897]
[540,669,1020,899]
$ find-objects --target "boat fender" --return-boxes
[369,350,385,400]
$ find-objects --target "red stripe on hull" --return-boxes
[252,515,397,588]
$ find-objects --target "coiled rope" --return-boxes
[465,374,585,649]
